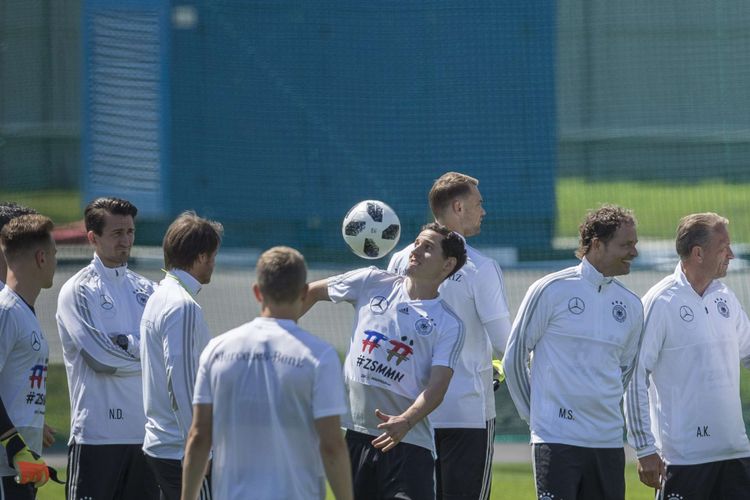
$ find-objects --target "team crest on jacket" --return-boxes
[715,297,730,318]
[414,317,434,336]
[679,305,694,322]
[611,300,626,323]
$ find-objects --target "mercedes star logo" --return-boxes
[679,305,694,322]
[369,296,389,314]
[567,297,585,315]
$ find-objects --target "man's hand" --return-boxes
[637,453,666,489]
[42,424,55,448]
[1,432,49,487]
[492,359,505,391]
[371,409,412,453]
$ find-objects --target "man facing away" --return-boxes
[625,213,750,498]
[57,197,159,499]
[182,247,353,500]
[304,223,467,500]
[388,172,511,499]
[504,204,644,500]
[142,211,223,500]
[0,203,38,290]
[0,214,57,498]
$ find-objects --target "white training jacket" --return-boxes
[504,257,644,448]
[142,269,210,460]
[0,287,49,477]
[57,254,155,445]
[625,263,750,465]
[388,239,511,427]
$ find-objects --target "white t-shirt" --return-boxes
[0,287,49,477]
[388,239,510,427]
[504,258,644,448]
[193,317,347,500]
[57,254,155,445]
[328,267,464,451]
[142,269,210,459]
[625,263,750,465]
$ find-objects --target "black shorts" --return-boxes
[66,442,159,500]
[1,475,35,500]
[143,455,211,500]
[346,429,435,500]
[659,457,750,500]
[533,443,625,500]
[434,419,495,500]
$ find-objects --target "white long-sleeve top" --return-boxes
[57,254,155,445]
[0,287,49,477]
[141,269,210,459]
[504,257,643,448]
[388,239,511,427]
[625,263,750,465]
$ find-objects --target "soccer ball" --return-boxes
[342,200,401,259]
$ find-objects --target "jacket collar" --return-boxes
[92,253,128,281]
[165,268,202,296]
[580,256,613,288]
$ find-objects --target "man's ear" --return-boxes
[252,283,263,304]
[35,248,46,268]
[442,256,457,277]
[299,283,309,302]
[86,230,97,246]
[451,198,463,215]
[691,245,704,263]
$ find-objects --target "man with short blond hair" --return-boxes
[625,213,750,498]
[142,211,223,500]
[0,203,37,288]
[0,214,57,498]
[388,172,510,499]
[182,246,352,500]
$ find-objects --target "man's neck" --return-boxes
[436,218,464,237]
[404,276,440,300]
[682,262,712,297]
[260,306,299,321]
[5,273,40,307]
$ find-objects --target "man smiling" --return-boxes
[504,204,644,500]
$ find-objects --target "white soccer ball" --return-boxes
[342,200,401,259]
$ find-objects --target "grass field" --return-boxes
[557,177,750,242]
[5,180,750,242]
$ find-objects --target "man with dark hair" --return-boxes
[182,247,353,500]
[57,197,159,499]
[303,223,466,500]
[388,172,511,499]
[141,211,223,500]
[0,203,38,288]
[625,213,750,498]
[0,215,56,498]
[504,204,644,500]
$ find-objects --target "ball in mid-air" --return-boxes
[342,200,401,259]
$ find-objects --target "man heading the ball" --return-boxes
[388,172,511,499]
[303,223,466,500]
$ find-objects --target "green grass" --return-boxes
[0,189,81,225]
[7,181,750,242]
[557,177,750,242]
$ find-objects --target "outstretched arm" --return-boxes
[371,366,453,452]
[300,279,331,316]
